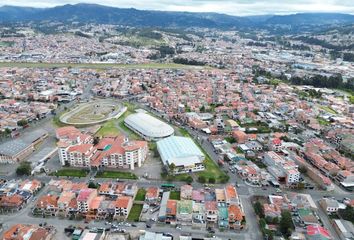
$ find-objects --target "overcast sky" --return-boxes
[1,0,354,16]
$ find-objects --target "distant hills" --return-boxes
[0,3,354,29]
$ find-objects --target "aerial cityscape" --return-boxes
[0,1,353,240]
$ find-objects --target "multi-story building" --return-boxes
[264,151,300,185]
[224,184,240,206]
[176,200,193,225]
[114,196,133,220]
[57,130,148,169]
[57,191,76,217]
[77,189,97,214]
[34,195,58,217]
[228,204,244,230]
[93,136,148,170]
[205,201,218,227]
[67,144,96,167]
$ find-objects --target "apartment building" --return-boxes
[114,196,133,220]
[77,189,97,214]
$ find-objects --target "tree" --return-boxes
[169,163,176,175]
[17,119,28,127]
[265,216,273,224]
[298,166,307,174]
[5,128,11,135]
[93,137,100,145]
[88,181,99,189]
[198,175,206,183]
[254,201,264,218]
[208,177,216,184]
[16,161,32,176]
[186,176,193,184]
[279,210,293,237]
[339,206,354,222]
[219,175,230,183]
[272,217,279,224]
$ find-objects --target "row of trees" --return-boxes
[254,64,354,92]
[289,74,354,91]
[173,57,206,66]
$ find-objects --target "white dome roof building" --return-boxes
[124,112,174,141]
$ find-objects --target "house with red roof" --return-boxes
[3,224,55,240]
[114,196,133,220]
[145,187,160,204]
[166,199,177,223]
[33,194,58,217]
[232,130,247,144]
[306,225,332,240]
[0,194,25,212]
[77,188,97,215]
[205,201,218,227]
[224,184,240,206]
[228,204,244,230]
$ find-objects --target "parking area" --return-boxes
[133,152,163,179]
[140,203,160,222]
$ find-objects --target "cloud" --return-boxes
[1,0,354,15]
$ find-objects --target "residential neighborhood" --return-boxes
[0,4,354,240]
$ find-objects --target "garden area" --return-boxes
[95,170,138,179]
[51,168,89,177]
[135,189,146,201]
[161,172,193,183]
[169,191,181,200]
[127,204,143,222]
[95,119,120,137]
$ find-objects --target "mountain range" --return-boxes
[0,3,354,29]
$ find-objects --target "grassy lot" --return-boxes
[317,117,331,126]
[0,41,15,47]
[161,173,193,183]
[116,35,166,47]
[169,191,181,200]
[243,122,271,134]
[135,189,146,201]
[127,204,143,222]
[269,78,282,86]
[178,127,228,183]
[320,106,337,114]
[116,106,140,140]
[95,171,138,179]
[52,109,69,127]
[197,156,229,183]
[96,119,120,137]
[53,115,67,127]
[0,62,202,69]
[51,168,88,177]
[350,95,354,104]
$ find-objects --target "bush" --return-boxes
[198,175,207,183]
[254,201,265,218]
[17,119,28,127]
[16,161,31,176]
[208,177,216,184]
[88,182,99,189]
[219,175,230,183]
[186,176,193,184]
